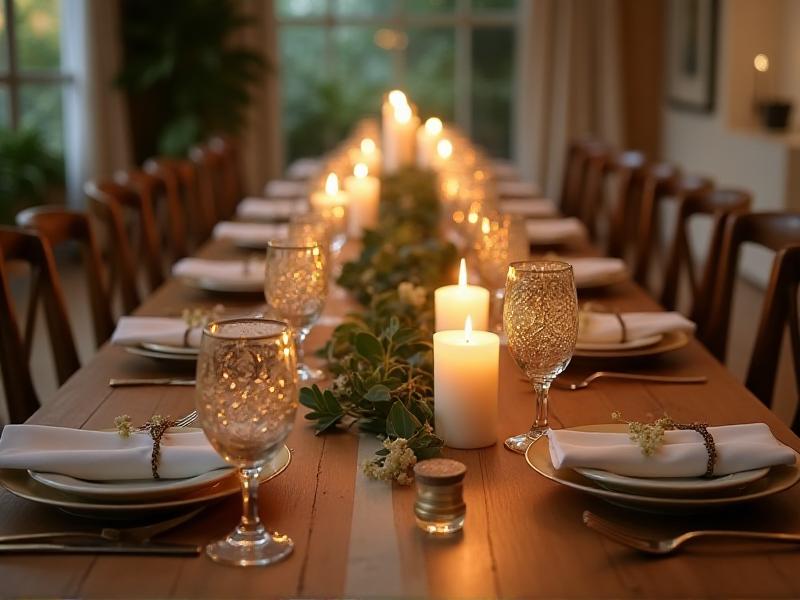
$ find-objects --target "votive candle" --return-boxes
[434,258,490,331]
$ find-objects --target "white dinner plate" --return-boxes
[574,466,770,498]
[573,330,690,359]
[575,334,662,352]
[178,275,263,294]
[0,445,291,518]
[525,425,800,514]
[125,345,197,363]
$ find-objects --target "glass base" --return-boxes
[206,525,294,567]
[504,428,548,454]
[415,515,465,535]
[297,362,325,382]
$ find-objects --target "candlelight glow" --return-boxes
[425,117,443,135]
[354,163,368,178]
[464,315,473,344]
[388,90,407,108]
[395,103,412,123]
[481,217,491,235]
[458,258,467,287]
[467,211,479,225]
[361,138,376,154]
[437,138,453,159]
[754,53,769,72]
[325,172,339,195]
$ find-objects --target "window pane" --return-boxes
[0,2,8,72]
[406,27,455,120]
[15,0,62,71]
[332,25,392,115]
[405,0,455,13]
[277,0,327,18]
[471,27,514,157]
[335,0,393,16]
[471,0,517,12]
[20,83,63,155]
[0,85,9,126]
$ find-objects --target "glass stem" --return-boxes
[491,287,505,333]
[293,327,309,365]
[237,466,266,537]
[529,380,550,437]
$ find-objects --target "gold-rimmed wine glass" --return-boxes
[264,240,328,381]
[503,260,578,453]
[195,318,297,566]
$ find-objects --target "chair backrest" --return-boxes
[559,138,613,238]
[15,207,115,347]
[190,142,234,221]
[0,227,80,422]
[145,157,214,246]
[209,135,243,212]
[604,150,648,259]
[85,180,161,313]
[660,188,751,333]
[745,244,800,429]
[706,212,800,362]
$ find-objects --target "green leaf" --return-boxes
[364,384,391,404]
[355,332,384,365]
[386,401,422,440]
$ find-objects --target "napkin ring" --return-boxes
[582,302,627,343]
[673,423,717,477]
[182,327,195,348]
[612,312,627,343]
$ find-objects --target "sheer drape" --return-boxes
[515,0,623,198]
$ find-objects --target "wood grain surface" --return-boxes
[2,236,800,599]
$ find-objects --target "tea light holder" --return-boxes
[413,458,467,535]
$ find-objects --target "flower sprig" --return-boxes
[612,411,675,456]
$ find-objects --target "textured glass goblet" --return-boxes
[264,240,328,381]
[195,318,298,566]
[503,260,578,453]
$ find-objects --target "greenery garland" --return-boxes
[299,168,458,483]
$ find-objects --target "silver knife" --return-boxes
[0,542,201,555]
[109,378,196,387]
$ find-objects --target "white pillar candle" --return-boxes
[434,316,499,449]
[434,258,490,331]
[433,137,453,172]
[360,137,381,175]
[310,172,349,212]
[416,117,443,170]
[344,162,380,236]
[382,91,418,174]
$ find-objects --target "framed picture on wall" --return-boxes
[666,0,718,112]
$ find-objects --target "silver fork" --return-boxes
[583,511,800,555]
[133,411,198,432]
[552,371,707,391]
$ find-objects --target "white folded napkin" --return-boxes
[490,159,520,181]
[111,316,202,348]
[549,423,796,478]
[236,197,308,221]
[569,257,628,287]
[212,221,288,246]
[578,311,695,344]
[173,257,265,286]
[500,198,558,218]
[526,218,587,244]
[263,179,308,198]
[497,180,540,198]
[286,158,322,180]
[0,424,228,481]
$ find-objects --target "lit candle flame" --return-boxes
[467,211,479,224]
[437,138,453,159]
[361,137,376,154]
[458,257,467,287]
[425,117,443,135]
[388,89,407,108]
[354,162,368,178]
[481,217,491,235]
[395,103,412,124]
[464,315,473,344]
[754,53,769,72]
[325,172,339,195]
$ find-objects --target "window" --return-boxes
[277,0,518,162]
[0,0,70,166]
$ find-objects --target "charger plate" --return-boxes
[573,330,689,359]
[0,446,291,517]
[525,425,800,514]
[125,344,198,363]
[575,334,662,352]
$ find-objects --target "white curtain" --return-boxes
[62,0,132,207]
[515,0,623,198]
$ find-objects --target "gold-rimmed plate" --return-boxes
[573,330,690,359]
[125,345,197,363]
[0,445,291,517]
[525,426,800,514]
[178,275,263,294]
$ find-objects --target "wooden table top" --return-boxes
[2,237,800,599]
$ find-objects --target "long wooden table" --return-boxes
[2,236,800,598]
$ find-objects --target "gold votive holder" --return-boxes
[413,458,466,535]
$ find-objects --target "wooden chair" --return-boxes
[0,227,80,423]
[603,150,648,259]
[745,244,800,429]
[559,138,612,237]
[190,142,235,222]
[209,135,243,212]
[145,158,215,246]
[84,180,161,313]
[660,188,752,334]
[15,207,115,347]
[706,212,800,362]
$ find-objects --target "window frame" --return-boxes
[276,0,518,149]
